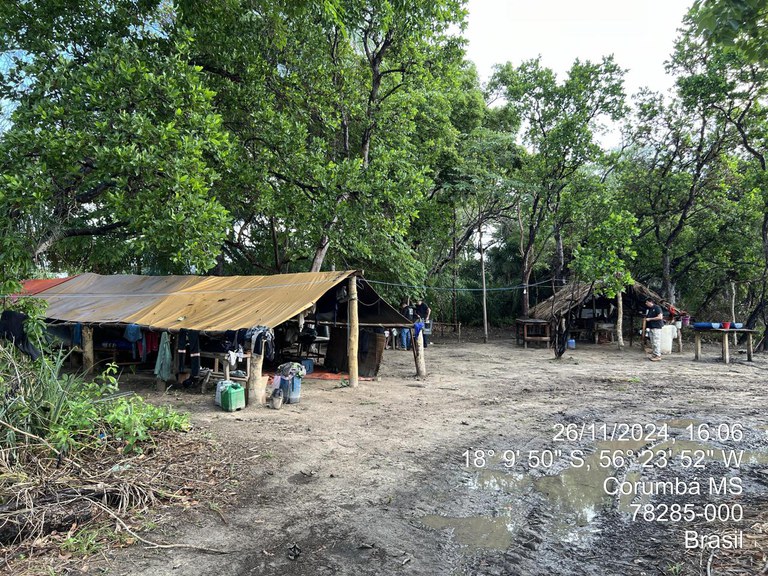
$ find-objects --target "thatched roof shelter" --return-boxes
[529,281,672,322]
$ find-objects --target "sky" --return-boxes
[463,0,694,97]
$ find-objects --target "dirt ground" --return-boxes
[103,330,768,576]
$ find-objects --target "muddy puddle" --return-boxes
[421,419,768,554]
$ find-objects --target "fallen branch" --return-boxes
[92,501,232,555]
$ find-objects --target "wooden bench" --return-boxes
[516,318,551,348]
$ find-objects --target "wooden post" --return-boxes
[731,282,738,348]
[616,291,624,348]
[414,329,427,378]
[82,326,94,375]
[479,222,488,344]
[348,276,359,388]
[747,332,753,362]
[694,332,701,360]
[247,350,266,406]
[722,331,730,364]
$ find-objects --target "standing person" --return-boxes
[399,299,414,350]
[644,297,664,361]
[414,296,432,348]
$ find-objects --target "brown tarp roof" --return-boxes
[28,271,405,332]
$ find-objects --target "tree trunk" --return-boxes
[521,263,532,318]
[310,234,331,272]
[616,291,625,348]
[662,249,676,305]
[553,226,565,285]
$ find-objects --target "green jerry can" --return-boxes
[221,383,246,412]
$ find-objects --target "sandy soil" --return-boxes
[105,331,768,576]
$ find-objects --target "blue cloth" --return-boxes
[123,324,143,359]
[123,324,143,342]
[72,323,82,347]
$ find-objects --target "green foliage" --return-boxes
[0,34,232,274]
[572,210,639,297]
[0,349,189,457]
[691,0,768,62]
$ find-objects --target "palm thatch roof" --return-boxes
[529,281,671,322]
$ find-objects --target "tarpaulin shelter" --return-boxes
[27,271,405,331]
[24,271,410,398]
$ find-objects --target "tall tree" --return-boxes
[176,0,468,276]
[487,56,627,316]
[0,3,232,278]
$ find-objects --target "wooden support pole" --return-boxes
[616,292,624,348]
[348,276,359,388]
[414,329,427,379]
[479,222,488,344]
[694,332,701,360]
[247,350,266,406]
[82,326,94,375]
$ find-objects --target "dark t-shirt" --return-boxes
[415,302,430,320]
[645,304,663,329]
[400,305,414,321]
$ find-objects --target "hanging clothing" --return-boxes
[245,326,274,360]
[154,332,172,382]
[145,331,160,352]
[123,324,143,360]
[72,323,82,347]
[177,329,201,376]
[0,311,41,360]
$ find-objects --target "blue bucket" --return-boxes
[280,376,302,404]
[567,339,576,349]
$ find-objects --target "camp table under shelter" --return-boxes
[528,281,685,350]
[24,271,410,404]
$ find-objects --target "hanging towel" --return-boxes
[154,332,172,382]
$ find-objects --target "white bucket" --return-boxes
[660,325,677,354]
[215,380,234,406]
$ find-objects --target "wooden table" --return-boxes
[593,322,615,344]
[199,351,251,392]
[516,318,550,348]
[693,328,755,365]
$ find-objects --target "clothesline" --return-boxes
[366,277,557,293]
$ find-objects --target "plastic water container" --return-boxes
[567,339,576,350]
[660,325,677,354]
[221,383,245,411]
[300,359,314,374]
[215,380,234,406]
[280,376,302,404]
